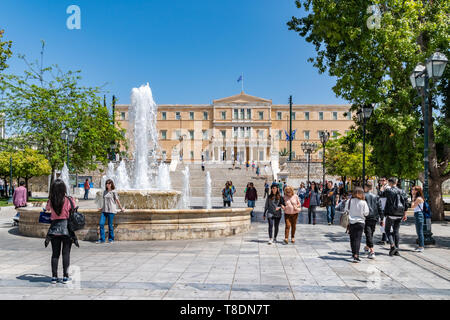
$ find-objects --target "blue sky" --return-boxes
[0,0,347,106]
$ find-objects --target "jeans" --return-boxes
[349,223,364,257]
[264,189,269,198]
[414,211,425,247]
[51,236,72,278]
[385,217,401,248]
[99,212,115,242]
[308,205,317,224]
[223,201,231,207]
[285,213,298,239]
[364,219,377,248]
[268,217,281,240]
[84,189,89,200]
[326,205,335,223]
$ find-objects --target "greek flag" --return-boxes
[237,75,243,82]
[284,129,297,141]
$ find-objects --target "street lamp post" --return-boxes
[410,50,447,245]
[7,156,12,204]
[301,141,318,186]
[357,104,374,187]
[320,131,330,189]
[61,129,75,170]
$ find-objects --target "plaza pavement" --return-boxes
[0,197,449,300]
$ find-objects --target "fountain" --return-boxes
[18,83,252,241]
[60,163,70,196]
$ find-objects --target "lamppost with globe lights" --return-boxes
[301,141,318,186]
[410,50,447,245]
[320,131,330,189]
[356,104,374,187]
[61,129,75,170]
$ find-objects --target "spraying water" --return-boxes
[205,171,212,209]
[181,166,191,209]
[157,163,171,191]
[60,163,70,196]
[116,160,131,190]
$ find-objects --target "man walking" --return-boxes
[323,181,337,225]
[83,179,91,200]
[363,182,383,259]
[245,182,258,218]
[377,177,388,244]
[380,178,408,256]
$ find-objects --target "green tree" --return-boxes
[288,0,449,220]
[15,148,52,198]
[0,42,126,180]
[0,29,12,76]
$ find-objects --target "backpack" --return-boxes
[391,189,405,215]
[67,196,85,231]
[419,201,432,219]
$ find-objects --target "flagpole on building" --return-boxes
[242,73,244,92]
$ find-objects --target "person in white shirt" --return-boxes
[345,187,369,263]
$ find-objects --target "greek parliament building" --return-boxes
[114,91,353,164]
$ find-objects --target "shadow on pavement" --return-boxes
[17,274,52,283]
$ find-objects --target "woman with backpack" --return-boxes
[411,186,426,253]
[45,179,78,284]
[345,187,369,263]
[263,183,285,244]
[222,182,232,207]
[97,179,124,244]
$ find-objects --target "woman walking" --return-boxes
[97,179,124,244]
[283,186,301,244]
[411,186,425,252]
[222,182,232,207]
[346,187,369,263]
[263,183,285,244]
[307,182,321,225]
[297,182,306,207]
[45,179,78,284]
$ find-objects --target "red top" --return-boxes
[84,181,90,190]
[46,197,74,220]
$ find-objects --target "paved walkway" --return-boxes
[0,198,449,300]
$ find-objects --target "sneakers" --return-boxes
[108,240,114,244]
[328,222,331,226]
[415,247,424,253]
[368,252,375,259]
[62,277,71,284]
[51,277,58,284]
[291,239,295,243]
[96,240,105,244]
[352,257,360,263]
[377,241,386,245]
[389,247,399,256]
[268,239,273,245]
[283,239,288,244]
[394,249,400,256]
[364,246,369,253]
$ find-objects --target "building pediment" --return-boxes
[213,91,272,105]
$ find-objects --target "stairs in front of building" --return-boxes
[169,163,272,197]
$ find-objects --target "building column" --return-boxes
[250,146,253,162]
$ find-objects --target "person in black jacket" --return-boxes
[363,182,383,259]
[379,178,408,256]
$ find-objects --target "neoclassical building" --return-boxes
[115,91,353,164]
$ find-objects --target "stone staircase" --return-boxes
[169,163,272,197]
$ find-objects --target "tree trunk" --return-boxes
[25,177,29,201]
[428,177,445,221]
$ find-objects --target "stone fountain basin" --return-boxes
[17,207,252,241]
[95,189,182,210]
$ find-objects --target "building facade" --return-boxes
[115,91,353,164]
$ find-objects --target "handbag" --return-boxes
[67,196,85,231]
[39,209,51,224]
[302,196,310,209]
[340,199,352,229]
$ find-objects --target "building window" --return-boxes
[190,151,194,159]
[202,130,208,140]
[240,109,245,120]
[162,112,167,120]
[278,130,283,140]
[239,127,245,138]
[291,151,296,159]
[221,130,226,138]
[190,112,194,120]
[346,112,351,120]
[176,112,181,120]
[175,130,181,140]
[233,127,238,138]
[304,112,310,120]
[304,130,310,140]
[234,109,239,120]
[245,127,250,138]
[203,112,208,120]
[189,130,194,140]
[332,130,339,138]
[221,111,226,120]
[161,130,167,140]
[247,109,251,120]
[277,112,282,120]
[333,112,338,120]
[318,150,323,159]
[319,112,323,120]
[291,112,296,120]
[318,130,324,139]
[120,112,126,120]
[258,130,264,139]
[258,111,264,120]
